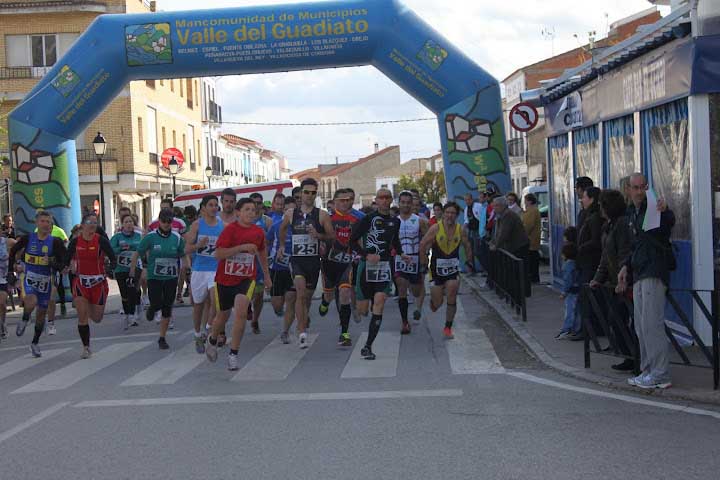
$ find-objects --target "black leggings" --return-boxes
[115,270,141,315]
[148,278,178,318]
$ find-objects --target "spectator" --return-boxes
[506,192,522,215]
[619,176,632,205]
[575,176,594,230]
[575,186,604,340]
[618,173,675,389]
[522,193,541,283]
[563,226,578,244]
[590,189,635,371]
[489,196,530,294]
[556,242,580,340]
[429,202,443,226]
[2,214,16,239]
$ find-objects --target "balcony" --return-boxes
[507,137,526,158]
[76,148,118,162]
[0,66,52,80]
[76,148,118,178]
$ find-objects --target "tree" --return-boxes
[396,171,446,204]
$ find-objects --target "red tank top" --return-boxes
[74,234,105,276]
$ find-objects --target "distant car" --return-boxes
[521,184,549,260]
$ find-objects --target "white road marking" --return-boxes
[12,342,152,394]
[0,348,72,381]
[121,342,206,386]
[341,332,401,379]
[231,333,318,382]
[0,402,70,445]
[0,330,186,353]
[449,300,505,374]
[73,389,464,408]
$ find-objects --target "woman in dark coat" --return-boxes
[572,186,603,340]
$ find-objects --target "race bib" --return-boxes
[395,255,419,274]
[154,257,179,277]
[292,234,318,257]
[275,251,290,268]
[365,261,391,283]
[79,274,105,288]
[117,251,134,267]
[25,270,50,293]
[196,235,218,257]
[225,253,255,277]
[328,248,353,264]
[436,258,460,277]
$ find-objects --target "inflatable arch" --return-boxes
[8,0,510,235]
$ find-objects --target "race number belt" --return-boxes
[224,253,255,277]
[154,258,179,277]
[394,255,419,274]
[117,251,134,267]
[25,270,51,293]
[436,258,460,277]
[328,248,352,264]
[292,234,318,257]
[365,261,391,283]
[196,235,218,257]
[79,274,105,288]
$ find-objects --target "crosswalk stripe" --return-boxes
[121,342,206,386]
[447,298,505,374]
[231,333,319,382]
[11,342,152,394]
[0,348,72,381]
[341,332,401,379]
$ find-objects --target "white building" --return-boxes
[200,77,224,187]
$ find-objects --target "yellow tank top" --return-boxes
[435,222,462,256]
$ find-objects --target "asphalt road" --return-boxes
[1,283,719,480]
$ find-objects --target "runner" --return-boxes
[38,219,68,335]
[146,198,187,234]
[395,190,429,334]
[347,188,365,323]
[350,188,408,360]
[249,192,273,335]
[8,211,67,357]
[129,209,186,350]
[205,198,271,371]
[419,202,474,339]
[268,196,296,344]
[184,195,224,354]
[318,188,362,346]
[65,213,116,358]
[110,213,143,330]
[219,188,238,226]
[429,202,443,226]
[0,231,17,340]
[277,178,335,349]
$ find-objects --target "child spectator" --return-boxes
[557,242,580,339]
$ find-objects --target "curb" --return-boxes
[462,274,720,408]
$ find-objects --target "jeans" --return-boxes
[561,293,580,333]
[633,277,670,381]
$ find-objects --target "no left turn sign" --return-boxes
[509,102,539,132]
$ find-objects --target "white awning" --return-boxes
[116,192,146,204]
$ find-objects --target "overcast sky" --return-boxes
[159,0,666,173]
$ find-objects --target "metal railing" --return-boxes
[481,242,528,322]
[76,148,117,162]
[0,66,52,80]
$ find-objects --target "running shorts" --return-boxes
[215,279,255,312]
[270,269,294,297]
[354,260,392,301]
[322,259,353,291]
[190,270,216,303]
[290,257,321,290]
[22,271,53,309]
[72,276,109,306]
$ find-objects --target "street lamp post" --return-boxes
[92,132,107,230]
[168,156,179,199]
[223,170,231,185]
[205,165,213,190]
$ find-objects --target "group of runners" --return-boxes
[1,179,473,371]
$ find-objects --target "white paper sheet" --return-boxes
[643,188,661,231]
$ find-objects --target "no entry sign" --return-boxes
[161,148,185,171]
[509,102,539,132]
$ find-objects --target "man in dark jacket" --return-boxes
[575,176,594,231]
[489,196,530,295]
[617,173,675,390]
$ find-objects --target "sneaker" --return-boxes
[80,346,91,359]
[635,375,672,390]
[280,331,290,344]
[30,343,42,358]
[299,332,308,349]
[554,331,571,340]
[205,339,218,362]
[158,337,170,350]
[338,333,351,347]
[227,353,239,371]
[251,322,260,335]
[121,315,129,331]
[200,331,208,343]
[47,321,57,336]
[627,374,645,386]
[443,327,454,340]
[217,333,227,348]
[318,302,329,317]
[412,309,421,323]
[16,319,29,337]
[130,314,139,327]
[401,322,411,335]
[360,345,376,360]
[194,335,206,354]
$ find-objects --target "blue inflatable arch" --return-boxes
[8,0,510,234]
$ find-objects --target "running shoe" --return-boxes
[47,321,57,336]
[227,353,239,371]
[360,345,376,360]
[634,375,672,390]
[413,309,422,323]
[81,346,91,359]
[318,302,329,317]
[338,333,351,347]
[280,331,290,344]
[206,339,218,362]
[627,374,645,386]
[299,332,308,349]
[16,319,29,337]
[30,343,41,358]
[554,331,571,340]
[121,315,129,331]
[443,327,454,340]
[401,322,411,335]
[217,333,227,348]
[158,337,170,350]
[130,314,139,327]
[194,335,206,354]
[251,321,260,335]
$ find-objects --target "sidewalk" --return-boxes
[464,268,720,407]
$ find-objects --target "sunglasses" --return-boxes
[303,190,317,195]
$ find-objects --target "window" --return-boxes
[137,117,144,152]
[146,79,155,89]
[182,133,187,159]
[160,79,164,86]
[197,139,201,167]
[573,125,601,185]
[187,125,196,169]
[170,79,174,92]
[180,79,184,98]
[161,126,166,151]
[6,33,78,68]
[172,130,177,148]
[186,79,193,109]
[31,35,56,67]
[146,107,158,157]
[195,80,199,106]
[605,115,635,191]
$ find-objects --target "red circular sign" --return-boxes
[509,102,539,132]
[161,148,185,170]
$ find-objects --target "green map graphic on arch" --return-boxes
[51,65,81,98]
[11,143,71,209]
[417,40,448,71]
[126,23,173,66]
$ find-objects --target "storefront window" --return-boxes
[643,99,690,240]
[605,115,635,191]
[573,125,601,186]
[549,134,571,227]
